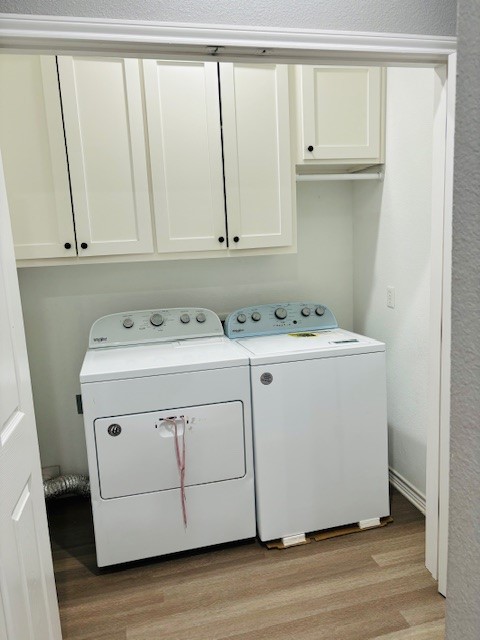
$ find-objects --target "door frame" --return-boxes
[435,51,455,596]
[0,13,456,591]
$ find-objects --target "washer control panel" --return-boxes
[224,303,338,338]
[89,308,224,348]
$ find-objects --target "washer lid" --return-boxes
[235,329,385,365]
[80,336,249,383]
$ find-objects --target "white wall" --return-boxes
[0,0,457,36]
[353,67,435,497]
[18,183,354,474]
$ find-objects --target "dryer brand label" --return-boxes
[107,424,122,436]
[93,336,108,343]
[260,372,273,385]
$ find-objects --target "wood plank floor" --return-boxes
[47,489,445,640]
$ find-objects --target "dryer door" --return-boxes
[94,401,245,499]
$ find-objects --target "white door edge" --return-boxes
[437,51,456,597]
[425,62,447,582]
[424,53,454,594]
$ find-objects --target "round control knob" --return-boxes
[196,312,206,323]
[251,312,261,322]
[275,307,287,320]
[237,313,247,324]
[301,307,311,317]
[123,317,134,329]
[315,306,325,316]
[180,313,190,324]
[307,145,314,152]
[150,313,164,327]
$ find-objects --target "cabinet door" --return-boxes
[0,55,75,260]
[220,64,294,250]
[299,66,383,161]
[143,60,226,253]
[58,56,153,257]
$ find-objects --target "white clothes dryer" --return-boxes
[225,302,390,546]
[80,308,255,566]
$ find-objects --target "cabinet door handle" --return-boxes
[80,242,88,250]
[218,236,225,243]
[307,145,314,152]
[64,242,72,250]
[233,236,240,243]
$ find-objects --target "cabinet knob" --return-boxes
[307,145,314,152]
[233,236,240,243]
[80,242,88,250]
[218,236,225,243]
[64,242,72,250]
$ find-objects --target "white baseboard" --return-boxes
[389,467,426,515]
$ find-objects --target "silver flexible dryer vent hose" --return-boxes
[44,474,90,499]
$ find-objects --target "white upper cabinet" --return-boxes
[4,56,296,265]
[0,55,75,260]
[143,60,227,253]
[220,64,294,250]
[296,65,385,167]
[58,56,154,257]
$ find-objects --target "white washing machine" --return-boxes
[80,308,255,566]
[225,302,390,545]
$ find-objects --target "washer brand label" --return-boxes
[93,337,108,343]
[231,328,245,333]
[260,372,273,385]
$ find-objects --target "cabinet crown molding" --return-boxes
[0,14,456,64]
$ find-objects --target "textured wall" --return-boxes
[353,68,435,497]
[446,0,480,637]
[1,0,457,37]
[18,183,354,474]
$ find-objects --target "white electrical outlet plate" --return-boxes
[387,286,395,309]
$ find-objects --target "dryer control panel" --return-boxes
[89,308,224,348]
[224,303,338,338]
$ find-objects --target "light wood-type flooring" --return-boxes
[48,489,445,640]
